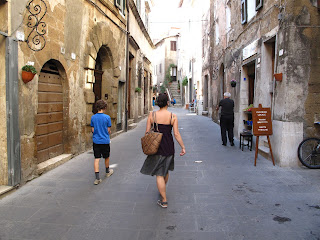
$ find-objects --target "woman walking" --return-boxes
[140,93,186,208]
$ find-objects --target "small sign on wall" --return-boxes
[243,39,258,60]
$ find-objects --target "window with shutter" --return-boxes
[241,0,247,24]
[170,41,177,51]
[115,0,121,9]
[136,0,141,14]
[115,0,126,14]
[255,0,263,10]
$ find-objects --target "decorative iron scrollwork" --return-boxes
[26,0,47,51]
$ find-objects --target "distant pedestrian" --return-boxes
[153,96,155,106]
[171,98,176,106]
[140,93,186,208]
[91,100,114,185]
[216,92,234,146]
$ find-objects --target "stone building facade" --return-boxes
[0,0,153,186]
[153,35,179,91]
[176,0,209,110]
[205,0,320,166]
[128,0,154,122]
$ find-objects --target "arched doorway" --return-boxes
[93,46,119,130]
[92,52,104,114]
[36,60,65,163]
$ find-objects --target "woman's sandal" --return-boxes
[157,200,168,208]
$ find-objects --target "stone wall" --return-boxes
[0,35,8,185]
[14,0,127,182]
[208,0,319,166]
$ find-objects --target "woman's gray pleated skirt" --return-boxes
[140,155,174,176]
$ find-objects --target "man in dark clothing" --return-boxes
[216,92,234,146]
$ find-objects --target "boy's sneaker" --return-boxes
[94,179,102,185]
[106,169,114,178]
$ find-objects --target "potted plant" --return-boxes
[230,79,236,87]
[182,76,188,87]
[22,65,37,83]
[135,87,142,93]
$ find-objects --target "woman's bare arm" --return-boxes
[145,112,153,133]
[172,114,186,156]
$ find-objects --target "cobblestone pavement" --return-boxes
[0,107,320,240]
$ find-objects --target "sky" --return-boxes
[149,0,183,41]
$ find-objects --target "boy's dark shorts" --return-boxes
[93,143,110,159]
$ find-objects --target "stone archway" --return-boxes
[84,22,123,79]
[83,22,126,136]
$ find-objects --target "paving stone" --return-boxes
[0,107,319,239]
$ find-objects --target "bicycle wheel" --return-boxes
[297,138,320,169]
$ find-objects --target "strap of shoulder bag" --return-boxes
[153,111,160,132]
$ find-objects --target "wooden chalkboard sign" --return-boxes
[251,104,275,166]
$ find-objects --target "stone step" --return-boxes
[258,145,270,154]
[128,123,138,130]
[128,118,134,125]
[0,185,15,198]
[37,154,73,176]
[258,145,270,160]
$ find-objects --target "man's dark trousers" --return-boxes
[220,115,234,145]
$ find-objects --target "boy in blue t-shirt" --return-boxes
[90,100,113,185]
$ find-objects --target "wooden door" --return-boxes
[249,75,255,105]
[36,67,63,163]
[92,70,103,114]
[128,67,131,118]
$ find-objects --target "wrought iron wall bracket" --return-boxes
[26,0,47,51]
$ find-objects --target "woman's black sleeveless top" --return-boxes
[154,123,174,156]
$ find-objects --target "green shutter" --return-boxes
[241,0,247,25]
[256,0,263,10]
[114,0,121,8]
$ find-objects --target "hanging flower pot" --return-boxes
[22,71,35,83]
[21,65,37,83]
[274,73,283,81]
[230,80,237,87]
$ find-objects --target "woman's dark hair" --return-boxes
[95,99,107,111]
[157,93,168,108]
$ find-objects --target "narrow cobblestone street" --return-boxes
[0,107,319,240]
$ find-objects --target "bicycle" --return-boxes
[297,137,320,169]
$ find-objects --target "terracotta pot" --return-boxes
[22,71,35,83]
[274,73,283,81]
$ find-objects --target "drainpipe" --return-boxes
[125,0,130,132]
